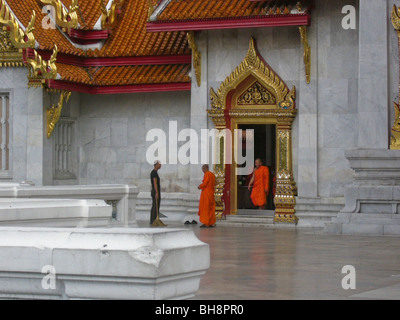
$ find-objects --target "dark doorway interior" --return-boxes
[237,124,276,211]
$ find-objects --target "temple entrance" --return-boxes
[237,124,276,212]
[208,37,298,224]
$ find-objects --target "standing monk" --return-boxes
[198,164,216,228]
[248,159,270,210]
[150,161,161,225]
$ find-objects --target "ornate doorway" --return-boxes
[207,37,298,224]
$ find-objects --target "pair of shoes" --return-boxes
[184,220,198,225]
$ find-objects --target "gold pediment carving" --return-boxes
[236,81,276,106]
[210,37,296,111]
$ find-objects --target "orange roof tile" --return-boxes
[87,0,190,57]
[6,0,84,55]
[7,0,189,57]
[56,63,191,86]
[7,0,192,91]
[61,0,102,30]
[155,0,306,21]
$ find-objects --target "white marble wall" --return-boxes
[358,0,389,149]
[316,0,359,198]
[0,67,39,185]
[2,0,397,207]
[202,0,361,200]
[77,91,191,193]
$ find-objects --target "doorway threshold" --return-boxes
[236,209,275,216]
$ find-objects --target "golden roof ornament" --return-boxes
[26,45,58,84]
[101,0,125,29]
[0,1,36,49]
[40,0,79,31]
[187,31,201,87]
[47,90,71,139]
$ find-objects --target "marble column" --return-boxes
[26,87,44,186]
[297,17,318,198]
[189,32,209,194]
[358,0,389,149]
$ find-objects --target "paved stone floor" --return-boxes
[141,222,400,300]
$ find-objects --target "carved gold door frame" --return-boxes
[207,37,298,224]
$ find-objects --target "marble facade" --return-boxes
[1,0,400,233]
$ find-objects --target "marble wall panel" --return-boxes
[77,91,191,192]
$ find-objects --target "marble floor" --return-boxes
[141,222,400,300]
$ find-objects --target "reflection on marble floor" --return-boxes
[140,222,400,300]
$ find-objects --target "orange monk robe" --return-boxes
[198,171,216,226]
[250,166,270,207]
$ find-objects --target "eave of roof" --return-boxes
[147,13,311,32]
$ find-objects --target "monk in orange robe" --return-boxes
[198,164,216,228]
[248,159,270,209]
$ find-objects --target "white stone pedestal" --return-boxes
[324,149,400,235]
[0,227,210,300]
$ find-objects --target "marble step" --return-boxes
[217,214,282,228]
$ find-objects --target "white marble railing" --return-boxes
[0,184,139,227]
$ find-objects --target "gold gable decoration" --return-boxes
[208,37,298,224]
[210,37,295,112]
[237,81,277,106]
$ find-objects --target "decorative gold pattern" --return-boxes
[187,31,201,87]
[392,4,400,31]
[237,81,276,106]
[27,45,58,86]
[391,102,400,149]
[0,27,23,67]
[47,90,71,139]
[0,1,36,49]
[40,0,78,31]
[391,4,400,149]
[299,26,311,84]
[207,37,298,224]
[210,37,295,111]
[101,0,125,29]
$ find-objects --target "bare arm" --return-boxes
[248,172,255,190]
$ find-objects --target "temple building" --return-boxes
[0,0,399,234]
